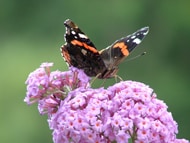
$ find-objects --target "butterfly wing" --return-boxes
[61,19,106,77]
[99,27,149,78]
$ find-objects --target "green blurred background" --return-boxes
[1,0,190,142]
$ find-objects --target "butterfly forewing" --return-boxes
[61,19,106,77]
[100,27,149,72]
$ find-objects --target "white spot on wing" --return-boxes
[133,38,142,44]
[131,35,136,39]
[78,33,88,39]
[71,31,76,35]
[141,27,149,35]
[143,30,149,35]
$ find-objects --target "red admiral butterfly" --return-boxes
[61,19,149,79]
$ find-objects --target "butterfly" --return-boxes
[61,19,149,79]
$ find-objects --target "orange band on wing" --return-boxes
[71,40,98,53]
[113,42,129,56]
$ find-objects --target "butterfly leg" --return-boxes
[90,73,102,85]
[114,75,123,82]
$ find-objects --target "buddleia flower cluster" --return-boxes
[24,62,189,143]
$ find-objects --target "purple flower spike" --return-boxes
[24,63,90,115]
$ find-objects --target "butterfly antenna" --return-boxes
[125,52,146,62]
